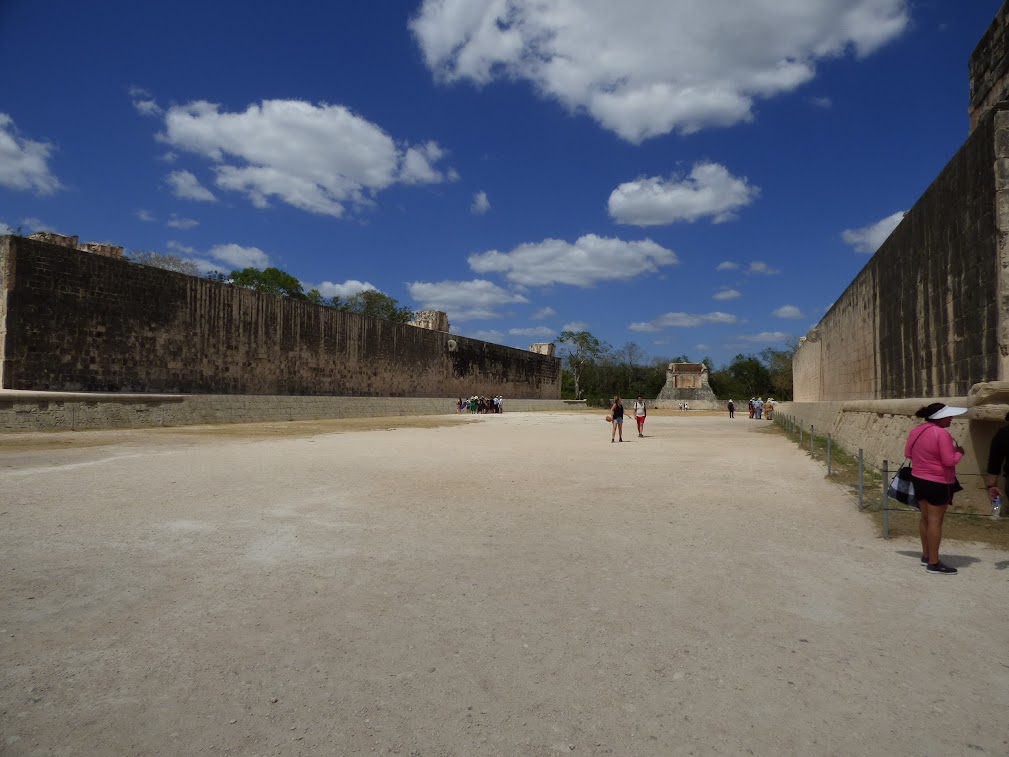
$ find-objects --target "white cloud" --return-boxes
[716,261,739,271]
[208,243,269,269]
[562,321,589,332]
[469,233,677,287]
[166,214,199,229]
[713,288,741,301]
[129,86,162,117]
[166,240,196,255]
[608,162,759,225]
[0,114,61,194]
[531,306,556,320]
[810,96,833,108]
[408,279,529,320]
[410,0,909,143]
[629,311,737,332]
[748,261,781,275]
[773,305,805,319]
[737,331,791,343]
[471,190,491,215]
[509,326,556,337]
[166,170,217,202]
[309,280,377,299]
[158,99,456,217]
[20,217,52,232]
[135,209,156,222]
[842,211,906,253]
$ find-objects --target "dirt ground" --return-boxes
[2,412,1008,756]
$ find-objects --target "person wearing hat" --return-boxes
[906,403,967,575]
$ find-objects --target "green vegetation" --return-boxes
[557,330,797,404]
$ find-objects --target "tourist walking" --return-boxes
[748,399,755,419]
[633,396,647,437]
[727,399,735,419]
[610,396,624,443]
[907,403,966,575]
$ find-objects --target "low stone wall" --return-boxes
[774,399,1006,507]
[0,391,585,432]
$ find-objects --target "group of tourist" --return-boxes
[744,397,773,420]
[457,396,504,414]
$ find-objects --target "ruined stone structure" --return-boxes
[27,231,124,258]
[529,343,555,357]
[409,309,450,332]
[656,362,717,402]
[0,235,561,398]
[792,3,1009,402]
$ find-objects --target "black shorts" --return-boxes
[911,475,962,506]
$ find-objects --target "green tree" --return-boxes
[229,267,307,299]
[337,289,414,323]
[557,330,607,400]
[129,250,200,277]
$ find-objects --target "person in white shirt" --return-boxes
[633,396,647,437]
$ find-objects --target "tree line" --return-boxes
[556,330,796,405]
[129,250,413,323]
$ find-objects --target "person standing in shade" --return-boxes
[610,396,625,443]
[727,399,735,419]
[907,403,967,575]
[633,395,647,437]
[983,411,1009,507]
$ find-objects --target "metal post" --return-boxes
[810,425,814,455]
[882,459,890,539]
[858,449,864,511]
[827,433,832,476]
[799,424,803,446]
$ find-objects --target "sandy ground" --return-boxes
[2,412,1008,757]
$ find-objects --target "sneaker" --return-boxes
[926,562,958,575]
[920,555,928,566]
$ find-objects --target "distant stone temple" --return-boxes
[529,343,555,356]
[656,362,717,402]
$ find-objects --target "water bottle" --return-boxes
[992,495,1003,518]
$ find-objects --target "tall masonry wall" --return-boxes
[792,104,1005,401]
[0,235,561,398]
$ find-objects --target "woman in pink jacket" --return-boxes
[906,403,967,575]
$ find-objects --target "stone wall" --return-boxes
[0,236,561,398]
[792,104,1004,401]
[970,0,1009,132]
[0,392,582,432]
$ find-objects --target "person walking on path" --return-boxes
[984,411,1009,508]
[633,396,647,437]
[610,396,625,443]
[748,399,755,419]
[907,403,967,575]
[727,399,735,419]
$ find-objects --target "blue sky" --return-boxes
[0,1,1002,366]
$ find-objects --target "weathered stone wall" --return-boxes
[0,236,561,398]
[791,331,822,401]
[970,0,1009,132]
[792,105,1003,401]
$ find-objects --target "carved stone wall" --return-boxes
[0,236,561,398]
[409,309,450,332]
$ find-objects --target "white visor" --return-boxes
[928,405,968,420]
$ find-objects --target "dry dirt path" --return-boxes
[2,413,1008,756]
